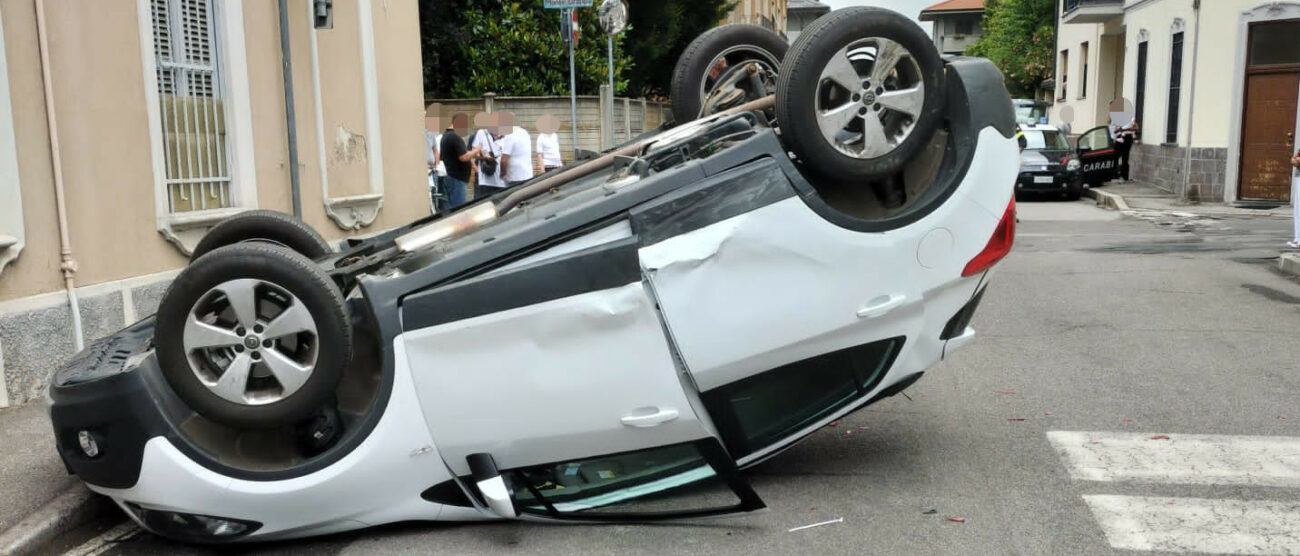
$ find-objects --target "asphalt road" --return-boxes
[86,198,1300,556]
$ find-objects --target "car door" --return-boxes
[1076,126,1117,184]
[398,235,764,521]
[636,159,924,462]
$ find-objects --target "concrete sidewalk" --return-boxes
[1083,180,1300,279]
[0,401,116,555]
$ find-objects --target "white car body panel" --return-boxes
[87,343,477,541]
[402,282,712,477]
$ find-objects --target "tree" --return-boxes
[622,0,737,97]
[964,0,1056,98]
[419,0,736,99]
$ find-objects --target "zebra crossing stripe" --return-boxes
[1047,431,1300,487]
[1083,495,1300,555]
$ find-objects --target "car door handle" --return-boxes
[857,294,907,319]
[621,407,679,428]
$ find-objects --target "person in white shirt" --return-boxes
[425,109,448,213]
[497,111,534,186]
[535,113,562,173]
[471,112,504,200]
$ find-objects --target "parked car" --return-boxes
[1013,99,1049,126]
[48,8,1018,543]
[1073,124,1121,188]
[1015,124,1084,200]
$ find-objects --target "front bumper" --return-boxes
[1016,170,1080,192]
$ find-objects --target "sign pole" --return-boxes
[567,8,579,158]
[607,35,614,149]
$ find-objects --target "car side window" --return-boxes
[504,440,758,518]
[1078,128,1109,151]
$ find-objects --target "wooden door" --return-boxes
[1237,20,1300,202]
[1239,70,1299,201]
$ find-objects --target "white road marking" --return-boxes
[62,521,141,556]
[1084,495,1300,555]
[1048,431,1300,487]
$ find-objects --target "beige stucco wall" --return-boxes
[1050,21,1106,132]
[0,0,427,303]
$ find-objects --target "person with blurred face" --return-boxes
[497,111,534,187]
[425,106,448,213]
[535,114,562,173]
[471,112,505,200]
[439,113,477,209]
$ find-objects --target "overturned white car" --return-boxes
[49,8,1017,543]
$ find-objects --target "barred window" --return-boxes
[151,0,231,212]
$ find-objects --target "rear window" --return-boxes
[1024,129,1070,150]
[701,337,904,459]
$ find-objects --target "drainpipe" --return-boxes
[1179,0,1201,202]
[34,0,84,351]
[278,0,302,218]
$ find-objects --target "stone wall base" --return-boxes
[0,271,176,407]
[1130,144,1228,202]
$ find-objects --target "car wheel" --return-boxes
[190,210,333,262]
[1066,183,1083,201]
[775,7,946,181]
[155,243,352,429]
[670,24,788,124]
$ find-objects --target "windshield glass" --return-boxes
[1023,129,1070,150]
[1015,104,1048,124]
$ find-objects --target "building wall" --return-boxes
[0,0,427,406]
[0,0,427,303]
[1050,21,1106,132]
[932,14,982,55]
[725,0,789,35]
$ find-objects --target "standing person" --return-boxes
[425,110,447,213]
[535,114,563,173]
[471,112,504,201]
[1112,116,1138,182]
[439,113,477,209]
[497,111,534,187]
[1289,149,1300,249]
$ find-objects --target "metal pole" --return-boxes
[1179,0,1201,202]
[278,0,302,217]
[568,9,579,157]
[607,35,614,149]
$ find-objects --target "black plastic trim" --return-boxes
[630,157,795,246]
[420,479,476,508]
[502,438,764,521]
[402,237,642,331]
[941,285,987,340]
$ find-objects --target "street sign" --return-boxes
[598,0,628,36]
[544,0,592,8]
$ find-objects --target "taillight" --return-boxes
[962,197,1016,277]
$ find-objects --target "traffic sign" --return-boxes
[544,0,592,8]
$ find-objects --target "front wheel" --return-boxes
[191,210,333,262]
[775,7,946,181]
[155,243,352,429]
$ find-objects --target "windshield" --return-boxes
[1023,129,1070,150]
[1015,104,1048,125]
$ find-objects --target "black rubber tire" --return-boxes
[190,210,333,262]
[155,243,352,429]
[775,7,946,181]
[1066,183,1084,201]
[670,24,788,124]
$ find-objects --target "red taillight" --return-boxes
[962,197,1016,277]
[1062,154,1071,166]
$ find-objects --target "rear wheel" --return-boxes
[191,210,333,261]
[155,243,351,429]
[775,7,946,181]
[670,24,788,124]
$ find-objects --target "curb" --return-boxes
[1083,187,1130,211]
[1281,253,1300,278]
[0,484,117,556]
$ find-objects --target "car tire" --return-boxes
[1065,183,1083,201]
[190,210,333,262]
[155,243,352,429]
[670,24,788,124]
[775,7,946,181]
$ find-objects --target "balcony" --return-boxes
[1062,0,1123,24]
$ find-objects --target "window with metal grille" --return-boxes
[151,0,231,213]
